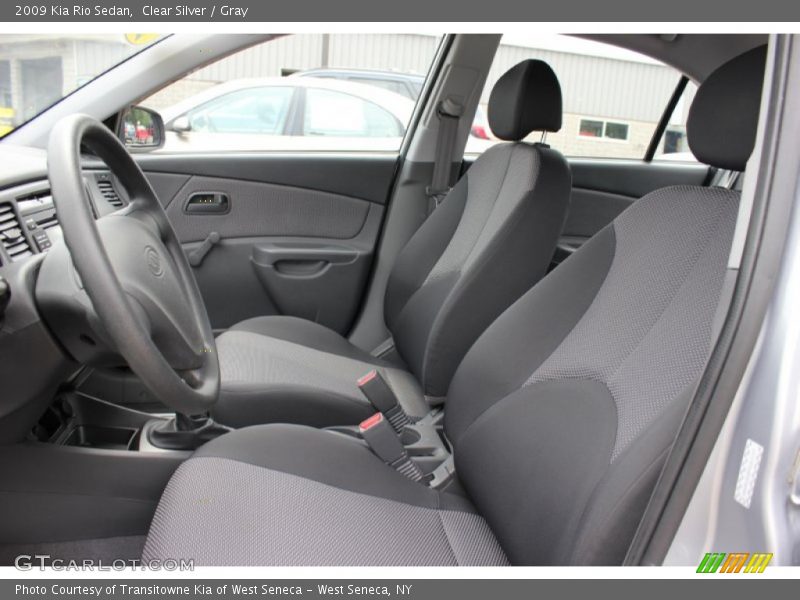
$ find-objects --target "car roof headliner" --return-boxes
[579,34,769,82]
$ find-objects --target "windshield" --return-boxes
[0,34,166,138]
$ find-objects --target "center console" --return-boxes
[31,390,189,455]
[327,408,454,487]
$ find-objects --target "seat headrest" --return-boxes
[488,59,562,141]
[688,45,767,171]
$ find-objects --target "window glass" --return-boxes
[0,34,165,138]
[467,34,689,160]
[141,34,442,153]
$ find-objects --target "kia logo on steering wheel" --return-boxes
[144,245,164,277]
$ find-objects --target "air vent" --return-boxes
[97,179,124,208]
[0,203,34,262]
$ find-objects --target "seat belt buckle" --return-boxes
[359,413,424,482]
[357,369,411,432]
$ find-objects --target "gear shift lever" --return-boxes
[147,412,232,450]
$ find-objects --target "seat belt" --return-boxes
[426,97,464,213]
[359,413,425,482]
[357,369,411,433]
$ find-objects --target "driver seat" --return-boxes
[212,59,571,428]
[142,46,766,565]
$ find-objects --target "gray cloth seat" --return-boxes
[213,316,430,427]
[213,59,572,428]
[144,46,767,565]
[143,425,509,566]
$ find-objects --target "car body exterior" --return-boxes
[293,67,426,100]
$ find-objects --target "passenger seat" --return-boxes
[212,59,572,428]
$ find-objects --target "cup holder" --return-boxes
[400,427,421,445]
[63,425,139,451]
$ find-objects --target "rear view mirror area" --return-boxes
[117,105,165,152]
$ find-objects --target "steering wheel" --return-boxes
[45,114,219,415]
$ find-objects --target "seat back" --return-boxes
[444,45,767,565]
[385,60,571,399]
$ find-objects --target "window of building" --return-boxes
[578,119,603,138]
[0,61,11,107]
[604,121,629,140]
[578,119,630,141]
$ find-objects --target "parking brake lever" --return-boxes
[187,231,220,267]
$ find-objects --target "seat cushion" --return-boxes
[142,425,509,566]
[230,316,382,364]
[214,316,429,428]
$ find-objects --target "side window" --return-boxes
[467,35,697,161]
[141,34,441,153]
[303,88,403,138]
[185,87,293,134]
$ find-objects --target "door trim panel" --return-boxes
[135,152,399,205]
[162,175,375,244]
[136,153,394,333]
[569,158,709,197]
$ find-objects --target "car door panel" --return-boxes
[137,153,396,204]
[135,153,395,334]
[163,176,373,242]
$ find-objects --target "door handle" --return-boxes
[251,243,359,269]
[184,192,230,214]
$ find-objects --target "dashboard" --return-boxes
[0,165,128,267]
[0,144,131,444]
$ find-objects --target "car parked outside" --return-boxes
[293,67,496,141]
[158,77,413,152]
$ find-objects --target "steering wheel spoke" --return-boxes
[118,199,171,241]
